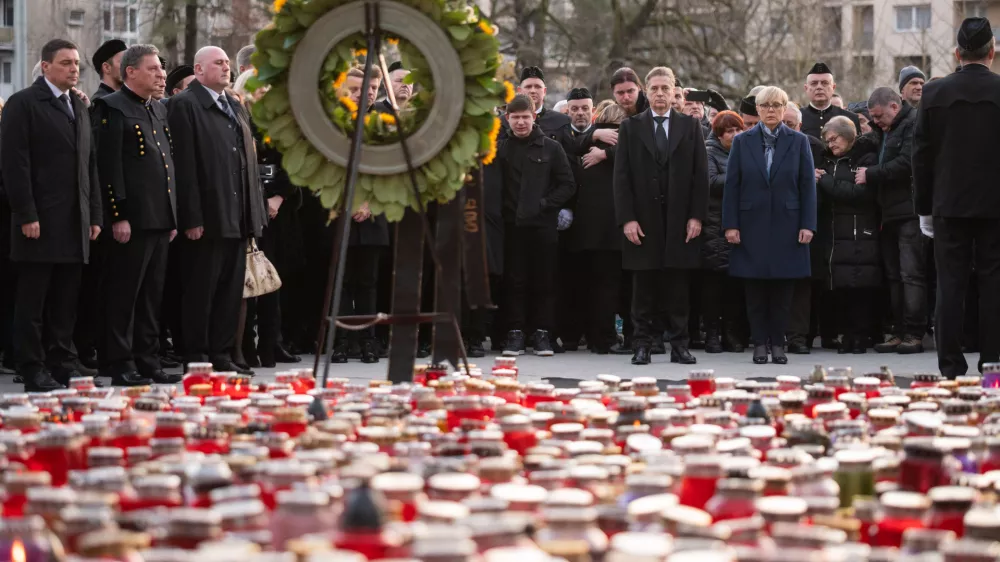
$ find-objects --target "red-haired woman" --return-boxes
[702,110,747,353]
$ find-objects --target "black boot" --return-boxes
[722,323,745,353]
[24,370,63,392]
[331,340,348,363]
[466,340,486,358]
[360,340,379,364]
[704,329,723,354]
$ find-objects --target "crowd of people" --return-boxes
[0,16,997,392]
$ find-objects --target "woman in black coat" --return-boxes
[815,116,881,354]
[702,110,747,354]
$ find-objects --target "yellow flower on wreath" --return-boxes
[482,142,497,165]
[478,20,495,36]
[380,113,397,126]
[272,0,286,13]
[339,96,358,114]
[352,48,368,58]
[332,72,346,90]
[502,81,515,104]
[488,116,501,139]
[387,38,400,46]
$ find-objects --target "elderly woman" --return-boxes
[702,110,747,354]
[722,86,817,365]
[815,116,881,354]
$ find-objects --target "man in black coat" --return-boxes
[168,46,265,373]
[913,17,1000,377]
[613,66,709,366]
[800,62,861,139]
[1,39,102,391]
[93,44,182,387]
[499,66,570,143]
[858,87,926,355]
[487,94,575,357]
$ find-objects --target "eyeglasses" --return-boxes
[757,103,785,111]
[823,135,840,144]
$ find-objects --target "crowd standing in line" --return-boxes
[0,17,997,391]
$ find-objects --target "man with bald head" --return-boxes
[167,46,266,375]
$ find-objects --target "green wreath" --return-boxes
[246,0,513,222]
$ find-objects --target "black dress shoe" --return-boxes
[651,340,667,355]
[50,368,84,387]
[416,343,431,359]
[771,346,788,365]
[273,345,301,363]
[213,361,255,376]
[78,350,99,370]
[258,353,276,368]
[159,355,181,368]
[466,341,486,358]
[753,345,768,364]
[670,347,697,364]
[610,342,633,355]
[145,370,183,384]
[360,341,379,364]
[331,342,348,364]
[24,371,63,392]
[631,346,651,365]
[786,340,811,354]
[110,371,154,387]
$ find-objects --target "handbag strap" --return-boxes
[247,237,259,254]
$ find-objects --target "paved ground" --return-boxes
[0,335,975,392]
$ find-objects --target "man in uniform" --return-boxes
[913,17,1000,377]
[92,39,127,101]
[94,44,182,387]
[2,39,102,391]
[511,66,570,140]
[168,46,266,374]
[800,62,860,139]
[165,65,195,99]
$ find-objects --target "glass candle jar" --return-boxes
[161,508,222,550]
[833,449,876,508]
[704,478,762,522]
[128,474,183,511]
[900,437,956,494]
[32,427,85,486]
[872,491,930,548]
[913,373,943,389]
[687,370,716,398]
[925,485,976,537]
[3,472,51,517]
[790,461,840,499]
[756,496,807,532]
[804,386,836,418]
[677,455,723,510]
[536,507,609,559]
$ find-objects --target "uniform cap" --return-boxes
[958,17,994,50]
[93,39,127,76]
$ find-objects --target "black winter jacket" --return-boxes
[865,102,917,223]
[702,133,731,272]
[815,140,882,290]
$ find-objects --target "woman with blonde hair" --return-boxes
[722,86,817,365]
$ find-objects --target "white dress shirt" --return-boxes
[651,108,671,139]
[45,77,73,118]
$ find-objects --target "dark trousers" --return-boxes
[933,217,1000,377]
[75,234,109,360]
[12,262,83,375]
[104,231,170,375]
[631,268,691,349]
[560,250,621,350]
[180,238,246,365]
[882,218,929,338]
[503,226,558,333]
[702,271,746,335]
[0,196,14,364]
[834,287,876,341]
[788,278,836,344]
[161,239,184,355]
[744,278,795,347]
[619,270,634,343]
[338,247,381,342]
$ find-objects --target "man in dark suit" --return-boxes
[1,39,102,391]
[168,45,265,374]
[93,44,182,387]
[613,66,709,366]
[913,17,1000,377]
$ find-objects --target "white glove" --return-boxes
[919,215,934,238]
[557,209,573,231]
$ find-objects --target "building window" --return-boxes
[1,0,12,27]
[822,7,842,51]
[103,9,111,30]
[963,2,987,17]
[1,62,10,84]
[67,9,85,26]
[128,7,137,32]
[895,5,932,32]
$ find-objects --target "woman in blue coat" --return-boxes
[722,86,817,365]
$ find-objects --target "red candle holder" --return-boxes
[688,369,716,398]
[912,373,942,389]
[677,455,723,509]
[2,473,51,517]
[873,491,930,547]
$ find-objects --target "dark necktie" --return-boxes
[218,93,236,122]
[654,115,668,158]
[58,93,75,121]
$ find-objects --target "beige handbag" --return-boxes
[244,238,282,298]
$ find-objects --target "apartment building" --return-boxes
[819,0,998,100]
[2,0,260,101]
